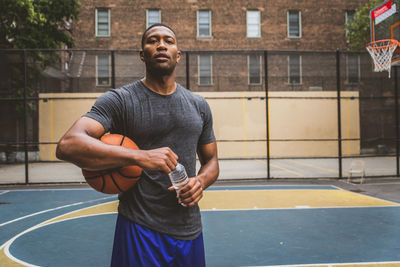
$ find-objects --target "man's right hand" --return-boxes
[57,117,178,173]
[137,147,178,174]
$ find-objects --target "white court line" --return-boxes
[0,188,94,192]
[0,195,116,227]
[362,182,400,186]
[210,184,337,189]
[285,159,339,174]
[0,190,10,196]
[243,260,400,266]
[201,205,400,212]
[1,202,117,267]
[334,184,400,206]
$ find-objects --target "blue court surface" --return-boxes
[1,185,400,267]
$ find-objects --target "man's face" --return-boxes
[140,26,181,76]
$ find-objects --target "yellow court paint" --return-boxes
[0,248,22,267]
[1,190,399,267]
[285,159,339,174]
[199,190,399,210]
[43,200,119,225]
[0,201,120,267]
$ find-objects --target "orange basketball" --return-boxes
[82,134,142,194]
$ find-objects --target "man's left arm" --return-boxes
[176,141,219,207]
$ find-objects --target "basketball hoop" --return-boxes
[366,39,399,78]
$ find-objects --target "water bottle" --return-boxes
[168,163,189,193]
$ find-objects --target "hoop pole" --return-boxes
[264,50,271,179]
[23,49,29,184]
[395,66,400,176]
[336,50,343,179]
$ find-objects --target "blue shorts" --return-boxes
[111,215,206,267]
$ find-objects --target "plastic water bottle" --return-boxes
[168,163,189,193]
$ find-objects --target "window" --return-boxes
[147,9,161,28]
[96,9,110,37]
[247,10,261,38]
[345,10,355,25]
[198,55,212,85]
[288,55,301,85]
[287,10,301,38]
[248,55,262,84]
[345,10,355,37]
[347,54,360,84]
[197,10,212,38]
[96,54,111,86]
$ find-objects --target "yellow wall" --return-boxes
[39,91,360,160]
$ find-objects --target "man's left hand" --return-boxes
[168,177,204,207]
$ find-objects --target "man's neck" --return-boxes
[141,73,177,95]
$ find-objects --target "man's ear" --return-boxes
[139,50,145,62]
[176,50,181,64]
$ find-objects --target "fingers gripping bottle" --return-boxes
[168,163,189,193]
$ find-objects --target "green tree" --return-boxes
[346,0,385,51]
[0,0,81,158]
[0,0,81,49]
[0,0,81,110]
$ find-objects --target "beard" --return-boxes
[145,56,178,77]
[146,63,176,76]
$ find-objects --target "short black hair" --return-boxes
[141,23,177,49]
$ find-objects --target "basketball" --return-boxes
[82,134,142,194]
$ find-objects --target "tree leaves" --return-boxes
[0,0,81,49]
[346,0,385,51]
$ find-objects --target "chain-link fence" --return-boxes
[0,49,399,183]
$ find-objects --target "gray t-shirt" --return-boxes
[84,80,215,240]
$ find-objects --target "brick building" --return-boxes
[62,1,397,156]
[5,0,397,163]
[65,0,373,93]
[73,0,365,51]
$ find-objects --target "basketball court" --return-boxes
[1,181,400,267]
[2,1,400,266]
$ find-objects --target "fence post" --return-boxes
[111,50,116,88]
[264,50,270,179]
[23,49,29,184]
[336,50,343,179]
[394,66,399,177]
[186,52,190,90]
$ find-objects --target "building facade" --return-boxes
[73,0,365,51]
[65,0,371,94]
[62,0,396,156]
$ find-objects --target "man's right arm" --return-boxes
[56,116,178,173]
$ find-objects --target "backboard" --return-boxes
[370,0,400,66]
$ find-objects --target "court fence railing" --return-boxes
[0,48,399,183]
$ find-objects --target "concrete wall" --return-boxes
[39,91,359,160]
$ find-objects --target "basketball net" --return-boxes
[366,39,399,78]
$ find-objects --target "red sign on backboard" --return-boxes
[371,1,392,19]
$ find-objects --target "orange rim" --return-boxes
[366,39,399,50]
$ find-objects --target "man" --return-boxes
[56,23,219,266]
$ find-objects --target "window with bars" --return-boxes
[247,10,261,38]
[345,10,355,37]
[198,55,212,85]
[288,55,301,85]
[96,54,111,86]
[96,9,110,37]
[147,9,161,28]
[248,55,262,85]
[287,10,301,38]
[197,10,211,38]
[347,54,360,84]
